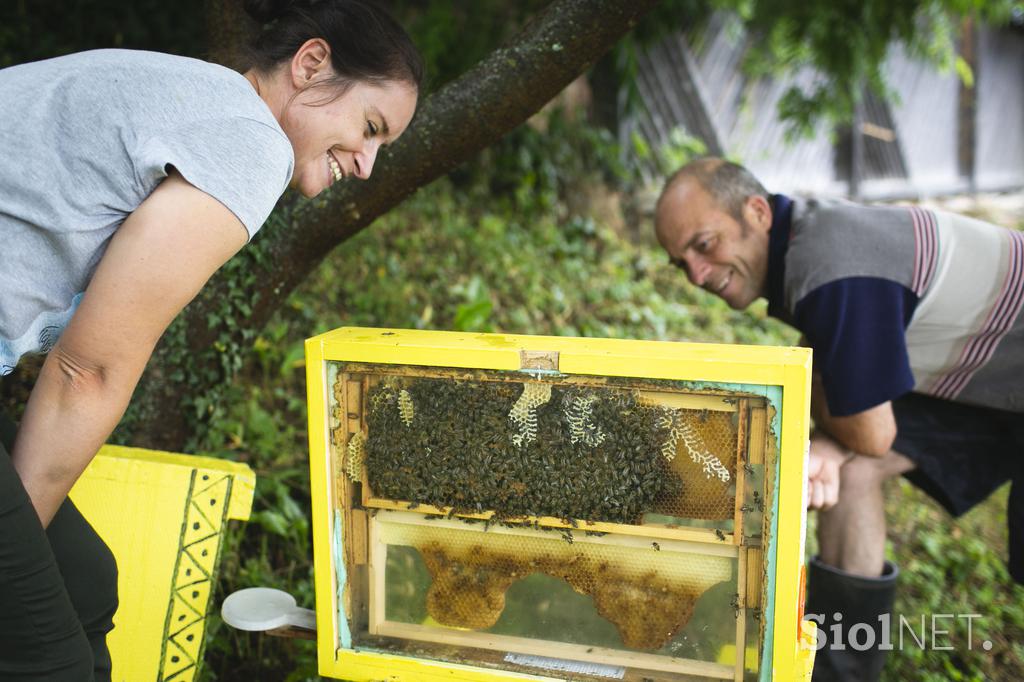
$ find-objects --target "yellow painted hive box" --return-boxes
[304,327,816,681]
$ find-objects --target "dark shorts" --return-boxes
[892,391,1024,583]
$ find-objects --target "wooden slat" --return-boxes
[732,399,750,545]
[374,509,738,558]
[356,376,374,507]
[637,390,737,412]
[374,621,735,679]
[338,362,760,403]
[349,509,368,565]
[366,516,387,635]
[734,545,748,681]
[746,547,763,610]
[363,497,739,548]
[747,407,767,466]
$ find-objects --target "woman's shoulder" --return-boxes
[6,49,248,100]
[7,48,211,73]
[64,49,245,88]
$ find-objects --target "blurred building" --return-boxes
[625,14,1024,200]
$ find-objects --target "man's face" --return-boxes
[655,180,772,310]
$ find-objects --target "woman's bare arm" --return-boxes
[11,170,248,526]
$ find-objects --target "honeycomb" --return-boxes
[649,407,738,521]
[345,431,365,482]
[353,370,740,527]
[379,514,732,651]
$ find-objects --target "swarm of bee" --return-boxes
[364,377,680,524]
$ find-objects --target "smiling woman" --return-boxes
[0,1,421,680]
[242,0,423,196]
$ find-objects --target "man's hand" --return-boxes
[806,431,853,510]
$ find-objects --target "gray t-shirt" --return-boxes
[1,49,294,374]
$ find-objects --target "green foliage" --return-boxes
[732,0,1022,137]
[453,110,632,209]
[287,177,791,345]
[392,0,549,92]
[0,0,204,67]
[607,0,707,113]
[882,482,1024,680]
[655,127,710,176]
[610,0,1022,136]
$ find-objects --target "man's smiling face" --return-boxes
[655,178,772,310]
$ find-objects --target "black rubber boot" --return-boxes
[805,556,899,682]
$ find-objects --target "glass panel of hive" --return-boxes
[332,366,745,531]
[372,510,738,665]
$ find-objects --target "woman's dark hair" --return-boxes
[242,0,423,96]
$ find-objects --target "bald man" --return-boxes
[656,157,1024,682]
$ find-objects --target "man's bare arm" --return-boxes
[811,373,897,457]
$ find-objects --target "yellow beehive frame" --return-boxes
[305,327,814,681]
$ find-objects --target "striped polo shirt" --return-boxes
[766,195,1024,416]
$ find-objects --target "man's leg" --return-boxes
[817,450,915,576]
[808,450,914,682]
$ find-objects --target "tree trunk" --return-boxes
[122,0,661,450]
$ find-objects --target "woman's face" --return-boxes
[281,79,418,198]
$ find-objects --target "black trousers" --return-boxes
[0,414,117,681]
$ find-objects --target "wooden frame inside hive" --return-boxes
[305,328,814,682]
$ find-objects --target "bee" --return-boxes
[753,490,764,511]
[651,542,660,551]
[406,501,420,510]
[561,529,574,544]
[714,528,726,541]
[730,592,740,618]
[698,409,709,423]
[743,462,755,476]
[739,503,753,513]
